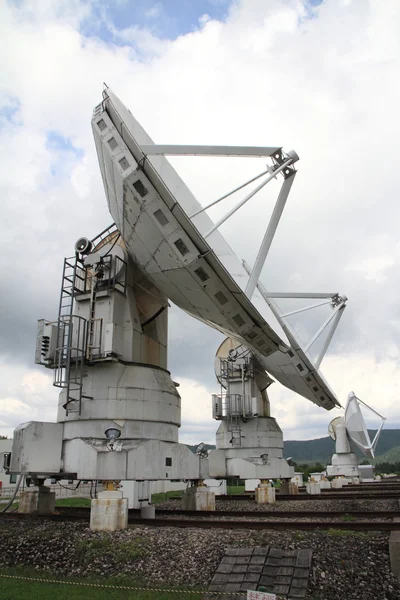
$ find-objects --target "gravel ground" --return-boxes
[0,516,399,600]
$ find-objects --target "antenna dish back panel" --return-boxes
[92,89,342,410]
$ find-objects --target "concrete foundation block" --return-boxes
[255,484,275,504]
[331,478,343,489]
[319,479,331,490]
[18,487,55,514]
[181,486,215,511]
[90,491,128,531]
[306,482,321,495]
[288,482,299,495]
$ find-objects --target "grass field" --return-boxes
[226,485,245,495]
[0,568,203,600]
[55,497,91,507]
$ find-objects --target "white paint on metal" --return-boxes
[92,88,345,410]
[345,392,386,459]
[139,144,282,157]
[245,173,296,299]
[204,158,295,239]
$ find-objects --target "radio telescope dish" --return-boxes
[344,392,386,459]
[328,417,342,441]
[92,87,346,411]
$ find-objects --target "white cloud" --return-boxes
[0,363,57,437]
[1,0,400,446]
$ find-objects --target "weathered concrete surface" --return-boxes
[90,491,128,531]
[306,481,321,495]
[255,483,275,504]
[331,478,343,489]
[18,486,55,514]
[181,486,216,511]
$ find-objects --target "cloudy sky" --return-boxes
[1,0,399,447]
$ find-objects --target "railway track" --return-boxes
[57,506,400,519]
[0,507,400,531]
[1,511,399,531]
[213,492,400,501]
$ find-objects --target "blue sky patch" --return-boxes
[80,0,232,45]
[46,131,84,178]
[0,97,22,128]
[46,131,84,159]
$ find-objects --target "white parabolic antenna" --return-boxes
[328,417,342,441]
[92,87,349,411]
[344,392,386,459]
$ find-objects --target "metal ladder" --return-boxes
[86,267,100,361]
[229,410,243,447]
[54,255,87,416]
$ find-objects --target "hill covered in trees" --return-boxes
[187,430,400,465]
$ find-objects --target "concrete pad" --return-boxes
[181,486,215,511]
[90,491,128,531]
[305,482,321,495]
[18,486,55,514]
[255,484,275,504]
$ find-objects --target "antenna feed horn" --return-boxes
[75,237,93,255]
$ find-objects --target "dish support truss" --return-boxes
[143,144,347,372]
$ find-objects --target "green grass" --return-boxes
[0,568,203,600]
[227,485,245,495]
[55,497,91,507]
[327,528,373,537]
[76,535,148,563]
[340,513,356,522]
[151,491,184,504]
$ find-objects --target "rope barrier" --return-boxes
[0,573,286,598]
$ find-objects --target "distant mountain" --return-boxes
[371,445,400,465]
[186,430,400,465]
[284,429,400,464]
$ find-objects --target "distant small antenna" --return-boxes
[328,416,343,441]
[345,391,386,459]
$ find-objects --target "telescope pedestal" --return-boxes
[327,452,360,478]
[209,417,293,480]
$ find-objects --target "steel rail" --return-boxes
[53,506,400,519]
[212,493,400,501]
[1,512,399,531]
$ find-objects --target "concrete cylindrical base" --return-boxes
[288,482,299,495]
[255,484,275,504]
[141,504,156,519]
[181,486,216,511]
[331,478,343,489]
[18,487,55,514]
[306,482,321,495]
[319,479,331,490]
[90,491,128,531]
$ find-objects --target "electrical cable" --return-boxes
[57,480,81,491]
[102,232,121,258]
[1,474,24,513]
